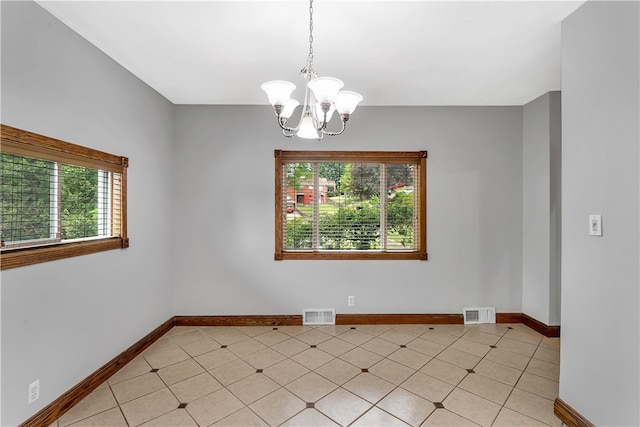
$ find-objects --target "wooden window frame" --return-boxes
[274,150,427,261]
[1,124,128,270]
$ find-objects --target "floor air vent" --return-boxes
[303,309,336,325]
[463,307,496,324]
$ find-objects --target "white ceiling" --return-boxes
[36,0,585,106]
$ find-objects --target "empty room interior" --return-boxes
[1,0,639,426]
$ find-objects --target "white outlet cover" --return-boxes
[28,380,39,404]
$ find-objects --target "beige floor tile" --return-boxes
[167,330,207,347]
[484,347,531,371]
[395,324,431,336]
[203,328,250,345]
[285,372,338,403]
[450,338,491,358]
[213,407,269,426]
[369,358,415,385]
[143,345,191,369]
[343,373,396,403]
[540,337,560,350]
[227,373,281,404]
[525,358,560,381]
[432,325,470,337]
[169,372,223,403]
[281,409,339,426]
[236,326,273,337]
[400,372,454,403]
[194,348,238,370]
[210,359,256,386]
[228,338,267,358]
[495,337,537,357]
[504,328,543,345]
[362,337,405,357]
[271,338,309,357]
[492,407,550,426]
[533,346,561,365]
[277,325,315,337]
[139,408,197,426]
[422,408,480,426]
[296,329,333,345]
[352,407,410,426]
[388,347,432,369]
[263,358,310,385]
[317,337,356,356]
[458,373,513,404]
[162,326,201,338]
[474,359,522,386]
[475,324,510,337]
[108,356,152,386]
[314,358,361,385]
[377,387,435,426]
[315,388,372,426]
[157,358,205,385]
[186,388,245,426]
[120,388,179,427]
[355,324,394,336]
[111,372,166,404]
[339,347,384,369]
[291,348,335,370]
[66,407,128,427]
[249,387,306,426]
[505,388,561,426]
[406,337,447,357]
[442,388,501,426]
[379,329,417,345]
[180,337,221,357]
[460,330,501,346]
[316,325,353,336]
[243,347,287,369]
[515,372,559,401]
[436,347,481,369]
[338,329,376,346]
[58,388,118,427]
[253,330,290,346]
[421,331,459,346]
[420,358,468,386]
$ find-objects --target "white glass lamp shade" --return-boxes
[314,103,335,123]
[308,77,343,104]
[297,116,320,139]
[261,80,296,106]
[334,91,363,115]
[281,99,300,119]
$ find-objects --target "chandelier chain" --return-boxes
[308,0,314,68]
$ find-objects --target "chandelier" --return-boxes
[261,0,362,140]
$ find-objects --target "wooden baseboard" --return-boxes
[496,313,560,338]
[336,313,463,325]
[19,311,560,426]
[554,397,595,427]
[19,317,175,427]
[174,315,302,326]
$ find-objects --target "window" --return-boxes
[1,124,128,269]
[274,150,427,260]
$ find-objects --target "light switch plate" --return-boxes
[589,215,602,236]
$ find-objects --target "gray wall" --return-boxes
[560,2,639,425]
[1,2,175,425]
[171,105,524,316]
[522,92,562,325]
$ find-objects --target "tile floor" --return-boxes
[49,323,561,426]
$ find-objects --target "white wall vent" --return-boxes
[303,309,336,325]
[463,307,496,324]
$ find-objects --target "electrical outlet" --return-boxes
[28,380,39,404]
[348,296,355,307]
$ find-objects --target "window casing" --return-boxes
[275,150,427,260]
[1,124,128,269]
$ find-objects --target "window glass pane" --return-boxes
[60,164,100,240]
[284,162,313,249]
[1,153,53,243]
[386,164,416,250]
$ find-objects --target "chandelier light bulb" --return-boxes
[307,77,344,104]
[261,80,296,107]
[334,91,363,115]
[297,116,320,139]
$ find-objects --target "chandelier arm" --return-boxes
[277,116,299,133]
[322,120,347,137]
